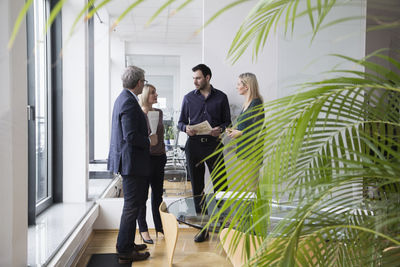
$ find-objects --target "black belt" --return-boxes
[189,136,218,143]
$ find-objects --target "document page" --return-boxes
[187,120,212,135]
[147,111,159,135]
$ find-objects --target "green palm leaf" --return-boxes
[8,0,33,49]
[205,53,400,266]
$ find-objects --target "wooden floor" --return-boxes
[74,229,232,267]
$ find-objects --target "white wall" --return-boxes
[203,0,279,115]
[203,0,366,110]
[277,0,367,97]
[62,0,89,202]
[94,9,111,160]
[202,0,278,191]
[0,0,28,265]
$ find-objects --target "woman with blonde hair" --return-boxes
[226,72,264,144]
[226,73,264,190]
[137,84,166,244]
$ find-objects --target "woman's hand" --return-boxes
[226,128,242,139]
[150,134,158,146]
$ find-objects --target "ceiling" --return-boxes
[104,0,203,44]
[126,54,180,67]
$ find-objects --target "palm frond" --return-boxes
[206,53,400,266]
[45,0,67,36]
[111,0,145,31]
[8,0,33,49]
[146,0,178,26]
[226,0,359,63]
[68,0,97,37]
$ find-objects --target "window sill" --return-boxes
[27,202,95,266]
[28,176,115,266]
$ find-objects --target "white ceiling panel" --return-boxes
[104,0,203,44]
[126,55,180,67]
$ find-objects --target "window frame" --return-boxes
[27,0,63,224]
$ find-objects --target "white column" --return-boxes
[0,0,28,265]
[94,9,111,160]
[110,34,125,111]
[62,0,89,202]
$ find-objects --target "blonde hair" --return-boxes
[139,84,156,107]
[239,72,263,103]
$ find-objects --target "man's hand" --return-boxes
[186,127,197,136]
[210,127,222,137]
[150,134,158,146]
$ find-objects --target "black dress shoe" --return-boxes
[118,251,150,264]
[133,243,147,251]
[194,230,209,242]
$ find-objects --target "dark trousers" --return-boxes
[116,175,148,253]
[137,154,167,232]
[185,137,228,213]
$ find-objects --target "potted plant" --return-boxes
[164,124,175,146]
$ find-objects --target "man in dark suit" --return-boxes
[108,65,154,264]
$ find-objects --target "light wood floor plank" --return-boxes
[74,229,232,267]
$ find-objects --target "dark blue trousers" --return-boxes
[116,175,148,253]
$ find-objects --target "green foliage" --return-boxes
[9,0,33,48]
[165,125,175,140]
[206,53,400,266]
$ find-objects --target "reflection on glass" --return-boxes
[34,0,50,203]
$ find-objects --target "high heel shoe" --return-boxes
[140,232,154,244]
[156,229,164,238]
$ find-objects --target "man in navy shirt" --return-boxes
[178,63,231,242]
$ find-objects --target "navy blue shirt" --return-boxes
[178,86,231,134]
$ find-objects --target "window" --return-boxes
[28,0,63,224]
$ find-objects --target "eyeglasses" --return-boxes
[142,79,148,85]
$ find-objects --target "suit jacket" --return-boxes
[107,89,150,176]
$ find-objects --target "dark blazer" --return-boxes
[107,89,150,176]
[236,98,264,159]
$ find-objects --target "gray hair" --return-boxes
[121,65,145,89]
